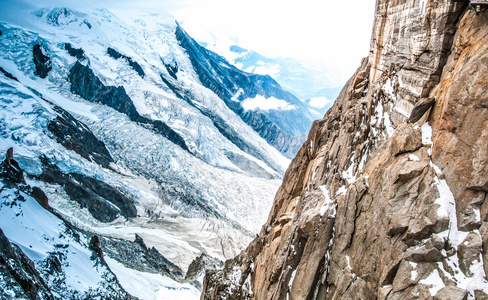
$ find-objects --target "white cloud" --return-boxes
[234,62,244,69]
[242,96,297,111]
[203,35,246,64]
[308,97,334,109]
[244,66,256,73]
[253,63,281,78]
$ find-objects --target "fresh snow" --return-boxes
[105,256,200,300]
[419,268,443,295]
[383,108,395,138]
[408,154,420,161]
[409,262,418,281]
[421,122,433,145]
[288,268,297,290]
[336,185,347,196]
[318,185,336,218]
[394,105,411,118]
[432,173,469,246]
[383,78,395,97]
[0,184,106,296]
[441,251,488,298]
[429,162,488,298]
[345,255,352,270]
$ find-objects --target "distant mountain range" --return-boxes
[198,42,344,116]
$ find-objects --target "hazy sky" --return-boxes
[6,0,377,85]
[172,0,376,75]
[98,0,377,83]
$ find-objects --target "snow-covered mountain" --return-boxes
[197,42,343,118]
[174,26,318,157]
[0,4,313,299]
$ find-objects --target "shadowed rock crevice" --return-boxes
[32,44,51,78]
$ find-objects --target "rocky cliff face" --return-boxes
[201,1,488,299]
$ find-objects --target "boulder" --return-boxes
[475,290,488,300]
[404,240,444,262]
[457,232,482,277]
[1,148,26,184]
[434,286,467,300]
[31,186,49,209]
[89,235,104,261]
[388,123,422,156]
[408,97,436,123]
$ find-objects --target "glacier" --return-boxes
[0,3,318,299]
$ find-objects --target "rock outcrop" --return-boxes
[185,253,224,290]
[47,102,115,169]
[100,234,184,280]
[0,66,18,81]
[1,148,26,185]
[64,43,85,60]
[0,148,135,299]
[0,228,55,300]
[68,61,190,152]
[37,158,137,222]
[201,1,488,299]
[106,47,145,78]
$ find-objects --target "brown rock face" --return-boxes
[201,1,488,299]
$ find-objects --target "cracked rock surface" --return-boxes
[201,1,488,299]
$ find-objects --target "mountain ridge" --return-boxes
[0,5,317,298]
[175,24,316,158]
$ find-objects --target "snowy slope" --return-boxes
[174,26,318,138]
[196,43,342,119]
[0,2,302,298]
[0,182,130,299]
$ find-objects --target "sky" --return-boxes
[89,0,377,85]
[3,0,377,87]
[172,0,376,77]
